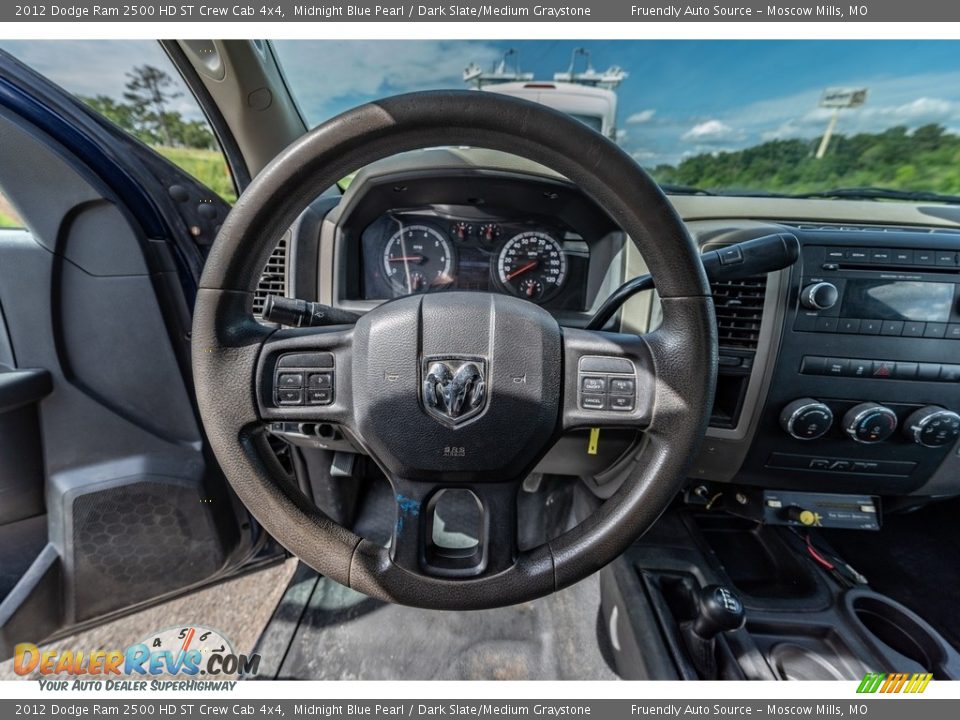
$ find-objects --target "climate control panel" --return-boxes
[779,398,960,448]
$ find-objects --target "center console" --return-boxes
[736,227,960,496]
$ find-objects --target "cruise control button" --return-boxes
[581,394,606,410]
[581,376,606,393]
[277,388,303,405]
[609,378,635,394]
[277,372,303,388]
[609,395,635,411]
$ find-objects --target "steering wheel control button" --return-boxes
[308,372,333,389]
[277,372,304,388]
[306,388,333,405]
[274,353,336,407]
[610,378,636,395]
[277,388,304,405]
[581,394,606,411]
[581,376,606,393]
[577,356,637,413]
[780,398,833,440]
[843,403,898,444]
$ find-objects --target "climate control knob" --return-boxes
[903,406,960,448]
[780,398,833,440]
[800,281,839,310]
[843,403,898,444]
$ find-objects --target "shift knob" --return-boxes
[692,585,746,640]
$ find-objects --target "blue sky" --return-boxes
[3,40,960,166]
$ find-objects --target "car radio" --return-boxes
[793,244,960,339]
[733,232,960,495]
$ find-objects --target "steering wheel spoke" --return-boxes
[255,325,355,429]
[387,476,519,579]
[560,327,656,431]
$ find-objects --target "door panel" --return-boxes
[0,98,244,654]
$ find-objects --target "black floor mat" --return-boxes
[0,514,47,603]
[822,498,960,651]
[254,566,618,680]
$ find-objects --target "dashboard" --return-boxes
[270,148,960,501]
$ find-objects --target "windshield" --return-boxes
[274,40,960,199]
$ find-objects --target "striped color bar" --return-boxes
[857,672,932,693]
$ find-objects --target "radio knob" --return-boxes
[780,398,833,440]
[842,403,898,444]
[903,406,960,448]
[800,282,839,311]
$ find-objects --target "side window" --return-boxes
[0,41,236,204]
[0,189,23,229]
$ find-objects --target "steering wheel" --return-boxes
[192,91,717,610]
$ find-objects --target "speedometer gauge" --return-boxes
[496,231,567,302]
[382,225,454,294]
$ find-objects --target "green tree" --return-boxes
[123,65,182,147]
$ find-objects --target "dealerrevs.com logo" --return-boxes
[14,625,261,690]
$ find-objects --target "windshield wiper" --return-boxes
[789,187,960,205]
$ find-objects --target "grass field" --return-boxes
[155,146,237,204]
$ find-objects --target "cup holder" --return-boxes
[844,589,957,678]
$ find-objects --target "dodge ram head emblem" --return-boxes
[421,358,487,425]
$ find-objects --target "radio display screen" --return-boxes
[841,280,955,322]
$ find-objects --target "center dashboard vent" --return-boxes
[253,235,288,317]
[710,276,767,351]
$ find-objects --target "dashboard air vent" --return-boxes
[253,236,288,317]
[710,276,767,351]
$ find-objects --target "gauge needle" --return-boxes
[388,255,425,264]
[506,260,539,281]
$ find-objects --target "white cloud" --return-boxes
[273,40,503,123]
[626,109,656,124]
[682,119,743,144]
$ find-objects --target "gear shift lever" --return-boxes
[681,585,746,679]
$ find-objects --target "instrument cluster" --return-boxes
[360,210,589,309]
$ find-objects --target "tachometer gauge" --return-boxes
[382,224,454,294]
[496,231,567,302]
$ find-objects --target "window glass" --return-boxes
[0,189,23,229]
[0,40,236,203]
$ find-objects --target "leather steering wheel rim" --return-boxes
[191,90,717,610]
